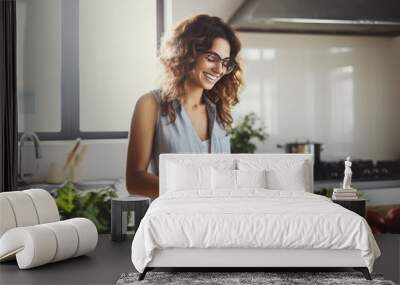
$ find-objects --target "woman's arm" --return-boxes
[125,93,159,199]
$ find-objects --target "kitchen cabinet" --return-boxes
[332,199,366,218]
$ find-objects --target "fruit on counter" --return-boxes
[385,207,400,234]
[367,210,386,234]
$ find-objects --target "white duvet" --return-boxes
[131,190,380,273]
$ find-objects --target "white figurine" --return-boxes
[342,156,352,189]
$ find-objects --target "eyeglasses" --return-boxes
[199,51,237,74]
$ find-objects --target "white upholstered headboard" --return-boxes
[159,154,314,195]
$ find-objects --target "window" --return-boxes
[17,0,163,140]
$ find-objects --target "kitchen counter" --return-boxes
[17,179,129,197]
[314,179,400,192]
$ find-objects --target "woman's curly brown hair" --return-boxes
[159,14,244,129]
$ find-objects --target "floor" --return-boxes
[1,234,399,285]
[373,234,400,284]
[0,235,134,285]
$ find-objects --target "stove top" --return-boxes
[314,159,400,181]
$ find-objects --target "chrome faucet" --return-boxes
[18,132,42,183]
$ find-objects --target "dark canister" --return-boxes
[277,139,324,165]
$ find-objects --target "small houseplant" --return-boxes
[229,112,268,153]
[54,181,117,233]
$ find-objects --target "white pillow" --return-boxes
[211,168,268,190]
[266,168,306,191]
[211,168,236,190]
[237,159,307,191]
[236,169,267,188]
[166,162,211,191]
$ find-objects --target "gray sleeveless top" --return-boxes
[148,89,231,175]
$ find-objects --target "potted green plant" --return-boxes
[229,112,268,153]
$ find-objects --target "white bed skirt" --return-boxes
[148,248,366,268]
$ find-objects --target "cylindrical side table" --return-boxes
[111,196,150,242]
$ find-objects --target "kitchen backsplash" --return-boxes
[20,140,128,183]
[236,33,400,161]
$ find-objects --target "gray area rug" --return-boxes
[116,271,396,285]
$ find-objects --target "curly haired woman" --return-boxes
[126,14,244,198]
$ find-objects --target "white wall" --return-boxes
[79,0,157,132]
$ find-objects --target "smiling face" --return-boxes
[188,37,231,90]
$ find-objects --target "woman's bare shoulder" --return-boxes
[128,92,159,130]
[136,92,158,109]
[132,92,159,120]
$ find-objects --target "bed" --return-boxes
[131,154,380,280]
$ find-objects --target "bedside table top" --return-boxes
[112,196,150,202]
[332,198,366,202]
